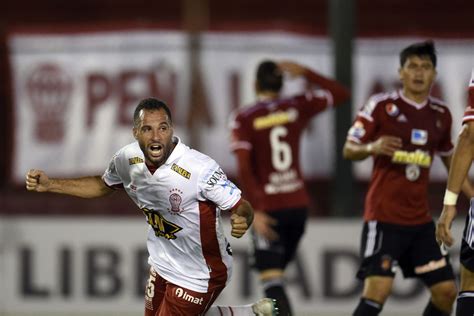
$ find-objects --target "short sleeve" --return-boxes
[102,153,123,187]
[346,97,379,144]
[198,159,242,211]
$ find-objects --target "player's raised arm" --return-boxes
[25,169,114,198]
[279,60,350,104]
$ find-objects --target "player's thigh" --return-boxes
[409,222,455,287]
[460,264,474,291]
[158,282,225,315]
[356,221,405,280]
[281,208,307,266]
[144,267,166,316]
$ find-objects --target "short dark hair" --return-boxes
[400,41,437,68]
[133,98,172,127]
[256,60,283,92]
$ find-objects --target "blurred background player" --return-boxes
[26,98,277,316]
[436,70,474,316]
[229,60,350,315]
[344,41,474,316]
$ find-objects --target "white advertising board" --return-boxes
[0,217,466,315]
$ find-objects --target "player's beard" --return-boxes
[141,141,174,168]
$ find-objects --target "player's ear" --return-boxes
[132,127,138,140]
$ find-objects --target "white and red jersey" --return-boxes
[102,137,241,293]
[347,90,453,225]
[463,70,474,124]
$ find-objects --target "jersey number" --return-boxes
[269,126,292,171]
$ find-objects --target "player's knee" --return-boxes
[431,281,457,306]
[362,277,393,303]
[259,268,285,281]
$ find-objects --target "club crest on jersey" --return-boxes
[171,163,191,179]
[168,188,184,215]
[129,157,144,165]
[411,129,428,145]
[385,103,399,117]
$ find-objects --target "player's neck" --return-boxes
[401,88,429,104]
[257,91,279,101]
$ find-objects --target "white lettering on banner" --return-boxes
[0,217,465,314]
[9,33,474,184]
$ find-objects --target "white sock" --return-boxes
[206,303,254,316]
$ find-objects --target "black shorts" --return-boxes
[461,199,474,272]
[357,221,455,287]
[251,207,307,271]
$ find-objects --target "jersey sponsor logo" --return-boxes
[411,129,428,145]
[385,103,399,116]
[168,188,183,215]
[206,168,227,186]
[414,257,447,274]
[392,150,431,168]
[221,179,237,195]
[141,207,183,240]
[128,157,144,165]
[175,288,204,305]
[253,109,298,130]
[171,163,191,179]
[348,120,366,139]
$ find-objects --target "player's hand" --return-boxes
[25,169,51,192]
[253,211,278,241]
[278,61,306,77]
[230,213,249,238]
[371,135,402,156]
[436,205,457,247]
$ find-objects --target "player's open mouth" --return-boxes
[149,144,163,157]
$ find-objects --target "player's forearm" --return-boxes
[343,141,373,161]
[47,176,113,198]
[303,68,350,104]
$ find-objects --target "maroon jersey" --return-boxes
[230,90,334,212]
[347,91,454,225]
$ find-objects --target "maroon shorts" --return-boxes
[144,266,226,316]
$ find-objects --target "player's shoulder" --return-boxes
[233,101,268,119]
[428,96,451,115]
[112,141,142,160]
[359,91,398,116]
[181,147,218,172]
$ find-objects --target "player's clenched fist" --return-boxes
[230,213,249,238]
[25,169,50,192]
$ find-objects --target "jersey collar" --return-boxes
[162,136,186,166]
[398,90,428,110]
